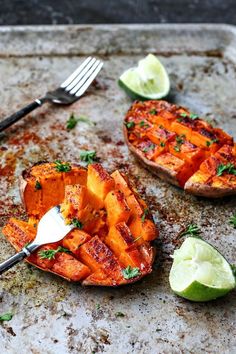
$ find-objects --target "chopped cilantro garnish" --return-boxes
[189,113,199,119]
[216,163,236,176]
[115,312,125,317]
[174,145,181,152]
[125,121,135,129]
[35,180,42,190]
[143,144,156,153]
[66,113,94,130]
[180,113,187,118]
[122,266,141,279]
[0,313,13,322]
[80,150,97,165]
[206,139,219,147]
[139,121,149,128]
[54,160,71,172]
[229,214,236,228]
[179,224,201,238]
[71,218,83,229]
[38,246,70,260]
[141,208,149,222]
[160,142,165,147]
[174,134,185,152]
[149,109,157,115]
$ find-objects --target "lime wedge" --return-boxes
[169,237,235,302]
[118,54,170,100]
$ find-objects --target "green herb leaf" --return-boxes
[0,313,13,322]
[142,144,156,153]
[189,113,199,119]
[122,265,141,279]
[217,163,236,176]
[35,180,42,190]
[66,113,94,130]
[38,249,57,260]
[71,218,83,229]
[180,113,187,118]
[66,113,78,130]
[160,142,165,147]
[179,224,201,238]
[57,246,71,254]
[38,246,70,260]
[115,311,125,317]
[80,150,97,165]
[124,121,135,129]
[141,208,149,223]
[174,145,181,152]
[139,121,150,128]
[149,109,157,115]
[206,139,219,147]
[95,303,101,310]
[54,160,71,172]
[174,134,185,152]
[175,134,185,144]
[231,264,236,277]
[229,214,236,228]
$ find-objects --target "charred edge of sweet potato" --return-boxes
[123,125,181,187]
[184,180,236,198]
[3,234,73,282]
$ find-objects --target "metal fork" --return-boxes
[0,57,103,132]
[0,205,74,275]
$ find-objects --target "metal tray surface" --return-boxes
[0,24,236,354]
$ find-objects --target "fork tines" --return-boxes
[61,57,103,97]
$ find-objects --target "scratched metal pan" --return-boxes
[0,24,236,354]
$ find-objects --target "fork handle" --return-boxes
[0,98,45,132]
[0,244,38,275]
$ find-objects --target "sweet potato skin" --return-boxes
[124,100,236,198]
[4,163,158,286]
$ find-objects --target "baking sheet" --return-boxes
[0,24,236,354]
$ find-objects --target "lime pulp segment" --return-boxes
[169,237,235,301]
[119,54,170,100]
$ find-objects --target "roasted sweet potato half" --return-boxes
[124,100,236,198]
[3,162,158,286]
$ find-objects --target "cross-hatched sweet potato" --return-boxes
[124,100,236,197]
[20,162,87,218]
[3,163,158,286]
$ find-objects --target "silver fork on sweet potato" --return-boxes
[0,205,74,275]
[0,57,103,132]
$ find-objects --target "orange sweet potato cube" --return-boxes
[106,222,135,256]
[126,194,144,218]
[111,170,132,197]
[87,164,115,203]
[78,235,121,274]
[147,126,176,146]
[29,244,59,270]
[128,216,157,241]
[61,184,87,220]
[104,190,131,226]
[62,229,91,256]
[119,248,146,268]
[52,253,91,281]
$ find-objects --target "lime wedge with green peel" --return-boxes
[169,237,236,302]
[118,54,170,100]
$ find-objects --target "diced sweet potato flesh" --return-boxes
[124,100,236,195]
[3,163,158,286]
[21,162,87,218]
[105,190,131,226]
